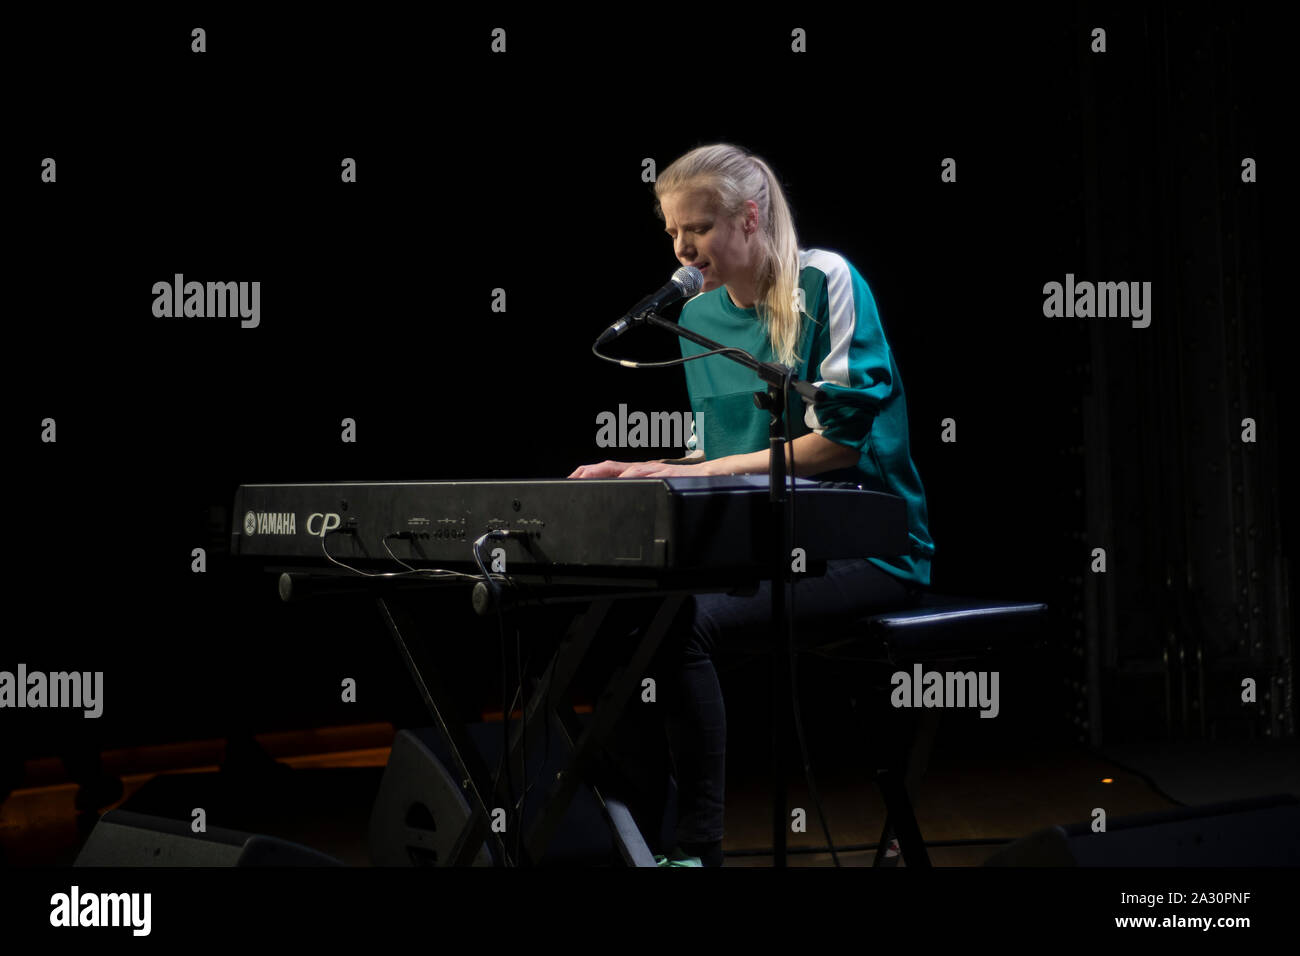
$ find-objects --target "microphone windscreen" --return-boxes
[673,265,703,297]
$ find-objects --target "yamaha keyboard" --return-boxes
[230,475,910,865]
[231,476,908,578]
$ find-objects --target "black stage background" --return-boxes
[3,3,1293,940]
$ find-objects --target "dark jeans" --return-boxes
[654,558,917,844]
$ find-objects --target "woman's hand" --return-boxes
[568,459,711,478]
[618,460,712,478]
[568,460,653,478]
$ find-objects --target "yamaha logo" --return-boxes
[245,511,297,536]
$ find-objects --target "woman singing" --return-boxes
[570,144,934,866]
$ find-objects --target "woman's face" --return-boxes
[660,188,756,295]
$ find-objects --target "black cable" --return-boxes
[532,642,548,796]
[328,529,485,582]
[500,601,514,850]
[516,631,554,810]
[472,531,521,863]
[483,638,557,860]
[515,619,524,865]
[783,369,840,866]
[488,670,523,794]
[592,340,756,370]
[493,580,509,858]
[470,530,559,865]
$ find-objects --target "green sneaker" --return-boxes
[654,854,703,867]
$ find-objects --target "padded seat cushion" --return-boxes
[810,596,1048,663]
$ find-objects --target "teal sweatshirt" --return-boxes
[678,248,934,586]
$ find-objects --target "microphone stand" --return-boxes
[636,310,825,868]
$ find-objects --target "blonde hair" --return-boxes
[653,144,803,366]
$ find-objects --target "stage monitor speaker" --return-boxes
[369,723,674,866]
[983,793,1300,866]
[74,809,345,866]
[369,727,495,866]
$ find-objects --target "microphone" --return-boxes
[596,265,703,346]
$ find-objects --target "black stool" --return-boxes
[803,594,1049,866]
